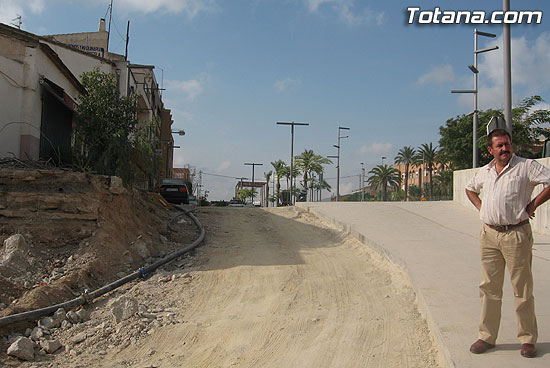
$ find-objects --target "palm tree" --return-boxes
[312,177,331,201]
[416,143,438,199]
[264,170,272,207]
[237,188,256,203]
[367,164,402,201]
[394,146,416,201]
[433,170,453,199]
[271,160,287,206]
[294,149,332,201]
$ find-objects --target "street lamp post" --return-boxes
[381,156,387,165]
[171,129,185,136]
[327,154,338,202]
[360,162,365,202]
[334,126,350,202]
[452,29,497,168]
[503,0,512,135]
[244,162,262,205]
[277,121,309,205]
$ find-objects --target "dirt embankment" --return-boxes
[0,169,197,339]
[1,170,443,367]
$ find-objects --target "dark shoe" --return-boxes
[470,339,495,354]
[521,343,536,358]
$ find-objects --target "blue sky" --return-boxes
[2,0,549,200]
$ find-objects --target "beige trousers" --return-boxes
[478,223,537,345]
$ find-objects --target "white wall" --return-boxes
[0,34,84,160]
[44,41,114,81]
[454,157,550,234]
[0,55,25,158]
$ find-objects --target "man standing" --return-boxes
[465,128,550,358]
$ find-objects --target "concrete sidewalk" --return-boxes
[296,201,550,368]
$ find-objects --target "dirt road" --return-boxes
[10,206,443,367]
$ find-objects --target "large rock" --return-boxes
[7,337,35,361]
[53,308,66,324]
[38,316,58,329]
[1,234,31,278]
[71,332,87,344]
[3,234,27,255]
[109,176,127,195]
[109,296,138,323]
[66,310,80,324]
[41,339,62,354]
[1,234,30,265]
[30,327,44,341]
[75,308,89,322]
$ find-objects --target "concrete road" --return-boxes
[296,201,550,368]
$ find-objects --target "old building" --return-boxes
[1,20,178,187]
[0,24,85,162]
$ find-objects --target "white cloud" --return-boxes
[456,32,550,110]
[340,181,354,195]
[173,149,189,167]
[0,0,215,27]
[417,64,455,86]
[98,0,219,18]
[274,78,301,93]
[356,142,393,155]
[0,0,44,24]
[169,108,197,126]
[303,0,384,26]
[305,0,332,12]
[216,161,231,172]
[165,74,209,102]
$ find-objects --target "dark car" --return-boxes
[158,178,189,204]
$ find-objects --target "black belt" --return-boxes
[485,219,530,232]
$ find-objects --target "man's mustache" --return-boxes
[499,150,510,155]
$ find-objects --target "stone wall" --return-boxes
[453,157,550,234]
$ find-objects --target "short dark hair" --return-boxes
[488,128,511,147]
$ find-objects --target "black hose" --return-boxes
[0,207,205,327]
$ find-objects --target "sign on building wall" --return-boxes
[67,44,104,57]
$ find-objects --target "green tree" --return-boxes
[294,149,332,201]
[311,175,331,201]
[394,146,416,201]
[408,185,421,201]
[237,188,257,203]
[416,143,438,199]
[367,164,402,201]
[271,160,288,206]
[264,170,272,207]
[439,96,550,170]
[392,189,406,201]
[433,170,453,200]
[74,68,144,186]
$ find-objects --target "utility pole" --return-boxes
[197,170,202,207]
[107,0,113,51]
[244,162,262,205]
[334,126,350,201]
[360,162,365,202]
[124,20,130,60]
[277,122,309,205]
[503,0,512,135]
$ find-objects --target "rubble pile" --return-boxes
[0,169,199,365]
[2,265,198,366]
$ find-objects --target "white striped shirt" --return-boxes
[466,154,550,226]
